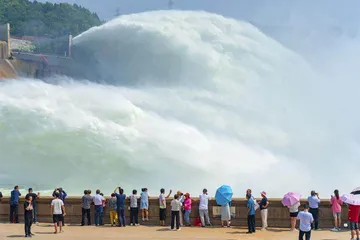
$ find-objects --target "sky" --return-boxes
[36,0,360,27]
[35,0,360,60]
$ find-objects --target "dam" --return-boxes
[0,23,80,80]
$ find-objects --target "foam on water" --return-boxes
[1,11,357,196]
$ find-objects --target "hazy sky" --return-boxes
[37,0,360,27]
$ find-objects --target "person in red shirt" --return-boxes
[348,204,360,240]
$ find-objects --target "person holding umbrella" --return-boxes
[215,185,233,228]
[282,192,301,231]
[341,188,360,240]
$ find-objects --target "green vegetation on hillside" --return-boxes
[0,0,102,37]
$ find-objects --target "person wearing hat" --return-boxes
[258,191,269,230]
[176,191,184,227]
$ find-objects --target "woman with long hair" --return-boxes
[330,189,343,231]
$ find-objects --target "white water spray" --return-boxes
[1,11,357,197]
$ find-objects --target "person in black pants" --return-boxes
[307,191,320,230]
[246,194,256,234]
[10,185,21,223]
[81,190,92,226]
[24,195,34,237]
[129,189,139,226]
[170,194,182,230]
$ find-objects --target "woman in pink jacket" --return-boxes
[183,193,192,226]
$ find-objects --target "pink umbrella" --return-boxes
[282,192,301,207]
[341,194,360,206]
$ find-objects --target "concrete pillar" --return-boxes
[68,35,72,57]
[6,23,10,58]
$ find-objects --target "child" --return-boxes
[170,194,182,231]
[348,203,360,240]
[221,202,231,227]
[183,193,192,226]
[24,195,33,237]
[108,193,118,226]
[129,189,140,226]
[246,194,255,234]
[141,188,149,221]
[297,204,314,240]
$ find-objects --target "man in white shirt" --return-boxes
[297,204,314,240]
[199,188,211,227]
[93,189,105,226]
[51,192,66,234]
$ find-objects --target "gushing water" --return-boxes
[0,11,357,197]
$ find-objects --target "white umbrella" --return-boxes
[351,187,360,195]
[341,194,360,206]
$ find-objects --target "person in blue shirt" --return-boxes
[114,186,126,227]
[297,204,314,240]
[307,190,320,230]
[246,193,256,234]
[10,185,21,223]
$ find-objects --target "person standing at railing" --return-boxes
[259,191,269,231]
[10,185,21,223]
[307,191,320,230]
[26,188,40,225]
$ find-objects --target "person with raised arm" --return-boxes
[330,189,343,231]
[307,191,320,230]
[26,188,40,225]
[199,188,212,227]
[159,188,172,226]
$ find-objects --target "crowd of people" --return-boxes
[1,186,359,240]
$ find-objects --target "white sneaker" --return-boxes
[291,229,298,232]
[261,228,266,231]
[331,227,338,232]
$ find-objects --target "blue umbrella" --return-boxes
[215,185,233,206]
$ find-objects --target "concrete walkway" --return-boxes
[0,224,348,240]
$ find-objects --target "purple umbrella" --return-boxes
[341,194,360,206]
[282,192,301,207]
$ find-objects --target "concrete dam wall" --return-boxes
[0,197,348,228]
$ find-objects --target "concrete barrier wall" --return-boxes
[0,59,17,79]
[0,24,10,58]
[0,41,8,59]
[0,197,348,228]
